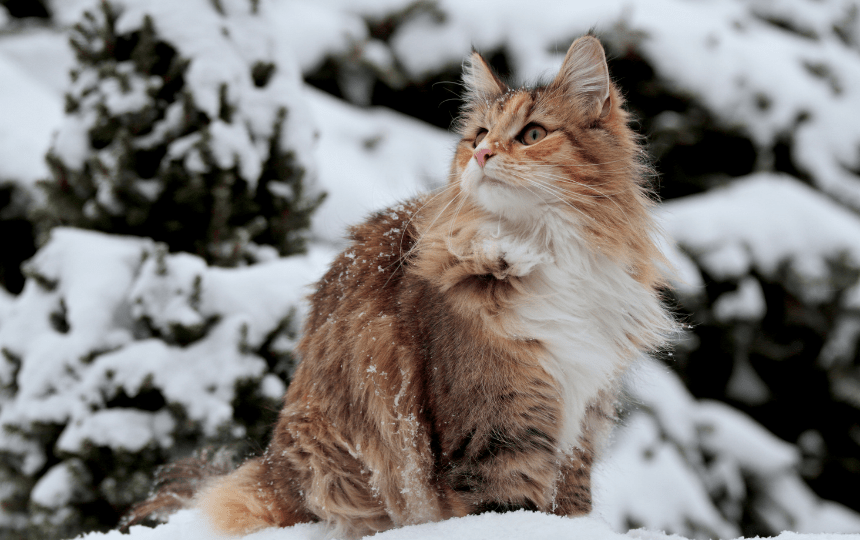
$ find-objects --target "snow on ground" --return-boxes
[71,508,860,540]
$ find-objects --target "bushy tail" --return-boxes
[122,447,237,529]
[125,447,313,535]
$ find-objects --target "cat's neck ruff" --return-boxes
[485,202,667,454]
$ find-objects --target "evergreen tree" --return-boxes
[0,1,326,538]
[38,0,323,267]
[0,229,315,539]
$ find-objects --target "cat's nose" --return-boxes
[474,148,494,167]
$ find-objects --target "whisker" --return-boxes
[526,175,636,229]
[445,189,470,255]
[519,158,633,169]
[507,174,591,222]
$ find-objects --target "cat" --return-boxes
[130,35,676,538]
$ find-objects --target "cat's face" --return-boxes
[451,37,640,225]
[455,88,586,218]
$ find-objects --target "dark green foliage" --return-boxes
[0,182,37,294]
[0,0,50,19]
[671,265,860,517]
[37,1,323,267]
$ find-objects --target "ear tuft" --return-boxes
[552,36,612,121]
[462,52,507,101]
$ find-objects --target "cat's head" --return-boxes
[451,36,649,231]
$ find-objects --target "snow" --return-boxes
[57,409,176,453]
[0,228,335,454]
[0,229,148,411]
[596,413,739,539]
[100,67,157,116]
[594,359,860,538]
[75,318,267,436]
[46,0,101,26]
[31,462,79,509]
[696,400,798,475]
[266,1,369,73]
[207,120,264,188]
[70,508,860,540]
[0,28,75,96]
[0,28,72,188]
[297,0,860,211]
[0,51,64,185]
[46,0,320,197]
[713,276,767,322]
[305,87,456,244]
[661,173,860,303]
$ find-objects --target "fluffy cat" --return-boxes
[131,35,676,538]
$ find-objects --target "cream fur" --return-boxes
[464,175,673,453]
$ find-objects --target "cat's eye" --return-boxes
[519,124,547,145]
[474,129,488,148]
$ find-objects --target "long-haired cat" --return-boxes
[131,35,676,538]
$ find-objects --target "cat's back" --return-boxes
[302,198,424,337]
[288,196,436,421]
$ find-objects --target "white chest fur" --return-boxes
[492,215,669,454]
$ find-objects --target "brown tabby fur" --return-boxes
[129,36,675,538]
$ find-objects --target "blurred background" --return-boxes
[1,0,859,539]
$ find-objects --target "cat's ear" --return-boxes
[462,51,507,101]
[551,36,612,121]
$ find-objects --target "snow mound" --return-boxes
[71,509,859,540]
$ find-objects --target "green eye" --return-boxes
[520,125,547,145]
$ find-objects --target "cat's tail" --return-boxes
[194,457,298,534]
[122,446,236,529]
[125,448,311,535]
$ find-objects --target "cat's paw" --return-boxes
[475,236,554,279]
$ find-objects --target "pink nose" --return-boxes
[474,148,493,167]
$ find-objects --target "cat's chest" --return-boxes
[499,235,656,451]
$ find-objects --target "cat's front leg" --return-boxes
[473,234,554,279]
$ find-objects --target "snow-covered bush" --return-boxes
[596,359,860,538]
[37,0,323,267]
[0,227,333,538]
[659,173,860,523]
